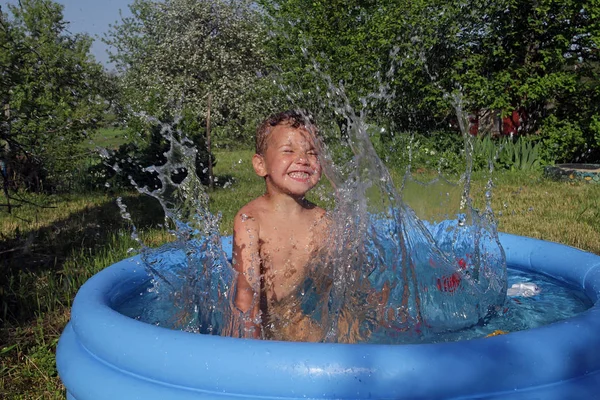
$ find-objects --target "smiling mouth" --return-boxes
[288,171,311,181]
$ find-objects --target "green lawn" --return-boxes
[80,127,129,151]
[1,149,599,398]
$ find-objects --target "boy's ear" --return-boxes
[252,154,267,177]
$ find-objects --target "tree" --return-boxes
[444,0,600,162]
[258,0,493,137]
[260,0,600,162]
[258,0,403,134]
[0,0,109,200]
[106,0,272,154]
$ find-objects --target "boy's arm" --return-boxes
[232,210,262,339]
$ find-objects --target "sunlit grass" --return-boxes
[399,168,600,255]
[80,127,129,151]
[209,149,264,235]
[486,172,600,254]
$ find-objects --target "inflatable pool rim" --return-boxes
[57,232,600,399]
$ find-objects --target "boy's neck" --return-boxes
[262,190,312,214]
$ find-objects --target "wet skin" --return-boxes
[232,123,327,339]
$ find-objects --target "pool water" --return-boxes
[421,268,593,343]
[115,266,592,344]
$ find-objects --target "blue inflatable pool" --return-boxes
[57,233,600,399]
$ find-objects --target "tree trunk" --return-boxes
[2,104,11,213]
[206,93,214,190]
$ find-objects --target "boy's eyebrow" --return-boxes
[277,142,318,150]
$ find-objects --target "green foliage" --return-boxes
[539,116,587,163]
[591,115,600,153]
[473,136,543,172]
[471,136,498,171]
[258,0,394,112]
[0,0,112,194]
[503,137,542,171]
[90,115,215,191]
[368,128,465,175]
[260,0,600,162]
[106,0,274,147]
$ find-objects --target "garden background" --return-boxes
[1,0,599,397]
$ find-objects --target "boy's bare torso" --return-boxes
[239,196,326,305]
[232,113,328,341]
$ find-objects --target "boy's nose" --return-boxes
[295,153,310,164]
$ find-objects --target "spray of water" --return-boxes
[101,30,508,342]
[268,79,506,343]
[105,116,237,335]
[106,89,507,344]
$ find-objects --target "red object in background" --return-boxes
[469,115,479,135]
[468,108,527,136]
[502,110,521,135]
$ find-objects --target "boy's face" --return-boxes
[253,122,322,197]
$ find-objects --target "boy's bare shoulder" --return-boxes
[313,204,327,216]
[234,196,269,225]
[306,202,328,220]
[312,205,330,229]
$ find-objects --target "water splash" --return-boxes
[123,116,502,345]
[110,97,506,343]
[109,116,237,335]
[276,86,507,343]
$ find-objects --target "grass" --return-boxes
[1,149,599,399]
[80,127,129,151]
[209,150,264,235]
[0,191,169,399]
[404,169,600,255]
[478,171,600,254]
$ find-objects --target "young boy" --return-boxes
[232,110,328,341]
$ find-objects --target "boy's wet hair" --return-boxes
[256,110,317,154]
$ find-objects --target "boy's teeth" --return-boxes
[290,172,309,179]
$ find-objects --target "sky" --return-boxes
[1,0,134,69]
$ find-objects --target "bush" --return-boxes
[473,135,544,172]
[324,126,546,177]
[589,115,600,161]
[376,130,464,175]
[90,116,214,191]
[539,116,587,163]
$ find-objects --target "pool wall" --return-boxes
[57,233,600,399]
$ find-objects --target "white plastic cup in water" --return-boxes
[507,282,541,297]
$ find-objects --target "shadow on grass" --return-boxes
[0,169,248,331]
[0,193,166,328]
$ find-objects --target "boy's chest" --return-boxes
[258,223,317,297]
[259,223,315,266]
